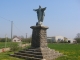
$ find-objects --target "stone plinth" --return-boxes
[30,26,48,48]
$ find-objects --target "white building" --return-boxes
[12,37,21,42]
[67,38,76,43]
[52,36,64,42]
[47,36,76,43]
[47,36,64,43]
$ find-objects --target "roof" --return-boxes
[13,36,21,40]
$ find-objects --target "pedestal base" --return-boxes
[10,47,63,60]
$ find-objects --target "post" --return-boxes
[5,34,7,49]
[26,33,27,39]
[11,21,13,42]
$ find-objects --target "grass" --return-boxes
[0,43,80,60]
[0,44,30,60]
[0,42,28,49]
[48,43,80,60]
[0,52,24,60]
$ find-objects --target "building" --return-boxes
[67,38,76,43]
[47,36,64,43]
[52,36,64,42]
[47,37,53,43]
[47,36,76,43]
[12,36,21,42]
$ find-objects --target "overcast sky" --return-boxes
[0,0,80,39]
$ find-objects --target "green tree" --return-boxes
[74,38,80,43]
[0,38,11,42]
[74,33,80,43]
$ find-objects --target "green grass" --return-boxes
[0,42,11,48]
[0,42,27,49]
[0,43,80,60]
[48,43,80,60]
[0,52,24,60]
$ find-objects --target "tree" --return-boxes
[74,33,80,43]
[0,38,11,42]
[76,33,80,38]
[13,35,17,38]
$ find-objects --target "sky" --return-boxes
[0,0,80,39]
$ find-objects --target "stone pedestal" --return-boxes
[29,25,62,60]
[30,26,48,48]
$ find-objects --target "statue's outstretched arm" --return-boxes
[33,9,38,11]
[42,7,47,11]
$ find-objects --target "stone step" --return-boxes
[34,55,43,58]
[25,51,33,53]
[19,50,25,53]
[15,52,35,57]
[33,52,42,55]
[33,57,42,60]
[21,53,34,57]
[15,55,22,58]
[21,56,27,59]
[14,52,20,55]
[23,48,28,51]
[26,57,34,60]
[10,54,42,60]
[13,54,28,59]
[19,50,33,53]
[10,54,43,60]
[28,49,36,51]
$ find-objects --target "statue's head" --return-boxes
[39,5,41,8]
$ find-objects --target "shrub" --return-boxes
[10,42,22,52]
[75,38,80,43]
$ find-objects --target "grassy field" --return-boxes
[0,52,24,60]
[0,42,27,49]
[0,43,80,60]
[48,43,80,60]
[0,42,11,48]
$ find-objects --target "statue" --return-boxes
[33,5,46,25]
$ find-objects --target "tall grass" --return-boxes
[48,43,80,60]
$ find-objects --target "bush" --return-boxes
[10,42,22,52]
[0,38,11,42]
[22,38,31,43]
[75,38,80,43]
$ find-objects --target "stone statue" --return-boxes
[33,5,46,25]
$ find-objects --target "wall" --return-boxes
[55,36,64,42]
[12,37,21,42]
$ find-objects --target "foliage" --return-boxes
[0,38,11,42]
[74,33,80,43]
[48,43,80,60]
[0,44,30,60]
[74,38,80,43]
[10,42,22,52]
[21,37,31,43]
[76,33,80,38]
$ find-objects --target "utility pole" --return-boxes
[26,33,27,39]
[11,21,13,42]
[5,34,7,49]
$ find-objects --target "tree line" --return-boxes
[0,36,31,43]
